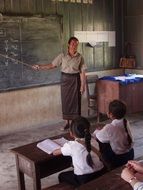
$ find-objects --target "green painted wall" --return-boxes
[0,0,123,72]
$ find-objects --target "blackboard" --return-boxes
[0,16,62,92]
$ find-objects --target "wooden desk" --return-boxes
[79,166,131,190]
[11,133,72,190]
[97,79,143,115]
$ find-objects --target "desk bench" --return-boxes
[46,155,143,190]
[78,166,131,190]
[78,155,143,190]
[43,183,74,190]
[11,133,72,190]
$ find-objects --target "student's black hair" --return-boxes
[68,36,79,44]
[109,99,126,119]
[123,118,132,146]
[70,116,94,168]
[109,99,132,146]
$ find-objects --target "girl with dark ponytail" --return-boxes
[93,99,134,169]
[53,116,106,187]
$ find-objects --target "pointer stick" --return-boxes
[0,53,32,68]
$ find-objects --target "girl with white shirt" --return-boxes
[93,99,134,169]
[53,117,106,187]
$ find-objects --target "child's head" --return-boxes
[108,99,126,119]
[70,116,90,138]
[70,116,94,168]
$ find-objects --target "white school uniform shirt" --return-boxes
[93,119,134,155]
[134,182,143,190]
[61,140,104,175]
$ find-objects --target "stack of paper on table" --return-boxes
[37,137,68,154]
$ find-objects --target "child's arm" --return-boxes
[53,148,62,156]
[53,141,72,156]
[92,123,105,138]
[92,124,110,143]
[96,123,105,130]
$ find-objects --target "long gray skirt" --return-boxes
[61,72,81,120]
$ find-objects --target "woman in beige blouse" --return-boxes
[32,37,87,130]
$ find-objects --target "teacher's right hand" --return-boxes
[32,64,40,70]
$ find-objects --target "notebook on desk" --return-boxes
[37,137,68,154]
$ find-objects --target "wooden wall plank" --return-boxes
[93,0,104,69]
[0,0,4,13]
[125,0,143,68]
[20,0,36,14]
[42,0,56,15]
[11,0,21,13]
[126,0,143,16]
[103,0,115,68]
[82,3,94,69]
[3,0,12,13]
[60,2,70,51]
[68,2,83,55]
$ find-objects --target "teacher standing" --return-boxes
[32,37,87,130]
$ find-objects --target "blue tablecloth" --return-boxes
[100,74,143,85]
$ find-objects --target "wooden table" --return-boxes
[78,166,132,190]
[97,79,143,115]
[11,133,72,190]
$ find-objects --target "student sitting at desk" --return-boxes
[121,160,143,190]
[92,99,134,169]
[53,116,106,187]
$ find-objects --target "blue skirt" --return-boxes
[97,139,134,169]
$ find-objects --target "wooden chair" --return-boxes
[85,75,98,116]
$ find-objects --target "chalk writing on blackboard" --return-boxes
[0,29,6,37]
[0,16,62,92]
[3,38,20,66]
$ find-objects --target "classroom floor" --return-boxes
[0,113,143,190]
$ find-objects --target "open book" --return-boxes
[37,137,68,154]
